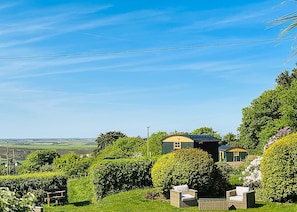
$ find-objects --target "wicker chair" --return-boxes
[170,185,198,208]
[226,186,255,209]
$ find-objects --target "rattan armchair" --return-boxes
[170,185,198,208]
[226,186,255,209]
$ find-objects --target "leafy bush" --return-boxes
[18,150,59,174]
[0,172,67,205]
[107,137,145,158]
[0,187,35,212]
[92,158,155,200]
[215,162,233,181]
[144,131,168,157]
[151,148,229,198]
[261,133,297,202]
[242,127,291,189]
[53,153,92,177]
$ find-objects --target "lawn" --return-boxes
[43,177,297,212]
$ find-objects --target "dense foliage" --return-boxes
[261,133,297,202]
[94,131,127,155]
[191,127,225,145]
[215,162,233,181]
[53,153,92,177]
[151,148,229,198]
[0,172,67,205]
[92,158,155,200]
[145,131,168,157]
[106,137,145,158]
[0,187,35,212]
[223,132,239,146]
[91,136,149,167]
[238,68,297,152]
[18,150,59,174]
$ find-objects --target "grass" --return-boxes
[8,143,96,150]
[229,174,243,186]
[43,177,297,212]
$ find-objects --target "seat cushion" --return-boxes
[173,185,189,194]
[181,194,196,201]
[236,186,249,196]
[229,195,244,202]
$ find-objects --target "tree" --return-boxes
[191,127,224,145]
[238,67,297,152]
[95,131,127,154]
[291,68,297,81]
[107,137,145,158]
[191,127,221,139]
[276,70,291,87]
[223,132,238,146]
[145,131,168,156]
[238,89,282,150]
[18,150,59,174]
[276,69,297,87]
[53,152,92,177]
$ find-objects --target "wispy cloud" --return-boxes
[0,3,17,11]
[175,1,276,32]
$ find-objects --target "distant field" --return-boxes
[0,138,97,160]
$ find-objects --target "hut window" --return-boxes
[174,142,181,149]
[234,151,239,157]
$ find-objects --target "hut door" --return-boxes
[233,151,239,161]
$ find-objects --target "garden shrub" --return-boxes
[215,162,233,181]
[18,150,59,174]
[0,187,35,212]
[241,156,261,188]
[151,148,229,198]
[0,172,67,205]
[261,133,297,202]
[92,158,155,200]
[53,153,92,177]
[104,137,145,158]
[241,127,291,189]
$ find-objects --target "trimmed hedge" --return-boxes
[0,172,67,205]
[0,187,35,212]
[92,158,155,200]
[151,148,230,198]
[261,133,297,202]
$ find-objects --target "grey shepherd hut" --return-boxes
[161,134,219,162]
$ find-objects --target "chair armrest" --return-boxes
[170,189,182,207]
[188,189,198,199]
[243,190,255,206]
[226,189,236,199]
[170,189,182,199]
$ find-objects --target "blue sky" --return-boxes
[0,0,296,138]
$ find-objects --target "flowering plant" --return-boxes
[242,126,291,188]
[241,156,262,188]
[263,126,291,152]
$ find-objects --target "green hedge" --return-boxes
[0,172,67,205]
[92,158,155,200]
[261,133,297,202]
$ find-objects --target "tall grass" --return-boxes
[67,176,95,203]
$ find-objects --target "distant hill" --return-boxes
[0,138,97,161]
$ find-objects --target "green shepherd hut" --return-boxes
[161,134,219,162]
[219,145,248,162]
